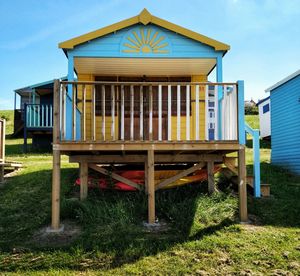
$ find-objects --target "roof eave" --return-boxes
[58,8,230,52]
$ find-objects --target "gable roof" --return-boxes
[256,96,270,106]
[59,8,230,51]
[265,69,300,92]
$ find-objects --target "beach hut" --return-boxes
[49,9,261,231]
[14,78,66,151]
[257,96,271,139]
[265,69,300,174]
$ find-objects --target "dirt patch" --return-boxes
[31,220,81,248]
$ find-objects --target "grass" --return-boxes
[0,111,299,275]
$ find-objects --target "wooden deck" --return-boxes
[50,80,248,231]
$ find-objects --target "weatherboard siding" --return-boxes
[271,75,300,174]
[68,24,222,58]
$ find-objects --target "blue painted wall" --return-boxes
[270,74,300,174]
[68,24,223,59]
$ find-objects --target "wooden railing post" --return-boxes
[147,150,155,224]
[238,147,248,223]
[51,79,62,231]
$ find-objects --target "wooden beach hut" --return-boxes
[49,9,260,231]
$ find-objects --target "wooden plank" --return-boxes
[149,85,153,141]
[139,85,143,140]
[130,85,134,141]
[177,85,181,140]
[61,85,66,139]
[72,84,76,140]
[82,85,86,141]
[167,85,172,140]
[144,154,148,194]
[156,162,205,190]
[207,161,215,194]
[89,164,142,190]
[101,85,106,141]
[80,162,88,200]
[214,85,218,140]
[121,85,125,140]
[224,156,238,175]
[238,148,248,222]
[195,84,199,140]
[92,85,96,141]
[51,80,61,230]
[158,85,162,141]
[147,150,155,223]
[56,141,242,152]
[69,153,224,164]
[205,85,209,140]
[111,85,115,140]
[186,85,190,141]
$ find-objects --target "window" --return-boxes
[263,103,269,114]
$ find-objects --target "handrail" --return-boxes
[61,80,238,86]
[245,123,261,197]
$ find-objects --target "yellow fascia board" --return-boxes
[59,8,230,51]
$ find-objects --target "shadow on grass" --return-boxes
[1,158,299,272]
[248,161,300,227]
[0,166,237,271]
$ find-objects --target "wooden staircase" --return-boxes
[222,157,270,197]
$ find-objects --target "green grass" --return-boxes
[0,114,299,275]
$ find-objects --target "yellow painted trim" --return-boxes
[59,8,230,51]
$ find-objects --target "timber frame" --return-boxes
[50,79,248,231]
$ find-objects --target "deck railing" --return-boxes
[58,81,241,142]
[25,104,53,128]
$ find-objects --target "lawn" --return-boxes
[0,111,299,275]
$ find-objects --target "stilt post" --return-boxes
[238,147,248,222]
[207,161,215,194]
[51,79,61,230]
[147,150,155,224]
[80,162,88,200]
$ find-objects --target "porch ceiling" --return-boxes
[74,57,216,76]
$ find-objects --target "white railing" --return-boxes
[59,81,239,142]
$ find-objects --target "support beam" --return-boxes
[144,155,148,194]
[147,150,155,224]
[223,157,238,175]
[207,161,215,194]
[51,80,61,231]
[52,150,61,230]
[156,162,205,190]
[69,154,224,164]
[89,164,142,191]
[80,162,88,200]
[238,148,248,223]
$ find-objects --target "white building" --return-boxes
[257,96,271,139]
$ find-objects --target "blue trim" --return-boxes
[256,96,270,106]
[216,56,223,139]
[245,123,261,198]
[238,80,245,145]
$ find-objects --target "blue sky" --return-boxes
[1,0,299,109]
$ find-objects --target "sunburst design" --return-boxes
[122,28,169,54]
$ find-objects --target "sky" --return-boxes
[0,0,300,109]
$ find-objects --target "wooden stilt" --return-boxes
[80,162,88,200]
[51,79,61,230]
[207,161,215,194]
[238,148,248,222]
[147,150,155,224]
[51,149,61,230]
[144,156,148,194]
